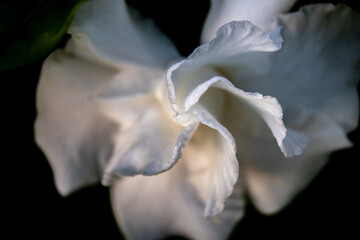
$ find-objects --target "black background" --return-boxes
[3,0,359,239]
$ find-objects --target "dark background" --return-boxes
[3,0,359,239]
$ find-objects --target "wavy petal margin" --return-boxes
[201,0,297,42]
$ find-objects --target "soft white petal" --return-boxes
[170,67,307,161]
[85,64,199,183]
[35,36,176,195]
[142,94,241,218]
[237,4,360,133]
[69,0,179,68]
[110,126,244,240]
[221,83,309,158]
[98,94,189,184]
[237,109,352,213]
[36,0,182,195]
[170,66,307,217]
[167,21,282,114]
[35,47,119,196]
[201,0,297,43]
[226,4,360,213]
[92,65,167,130]
[190,108,239,217]
[165,4,360,216]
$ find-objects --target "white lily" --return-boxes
[35,0,360,240]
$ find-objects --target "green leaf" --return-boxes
[0,0,87,72]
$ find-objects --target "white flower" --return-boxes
[35,0,360,240]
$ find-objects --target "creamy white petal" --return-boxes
[85,63,199,183]
[98,94,190,184]
[238,4,360,133]
[170,71,307,159]
[166,4,360,216]
[92,65,167,130]
[237,109,352,214]
[146,94,241,218]
[35,35,175,195]
[36,0,182,195]
[110,126,244,240]
[228,4,360,213]
[69,0,179,68]
[169,67,307,217]
[190,108,239,217]
[214,79,309,158]
[35,47,119,196]
[167,21,282,114]
[201,0,297,43]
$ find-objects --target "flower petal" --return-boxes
[36,0,182,196]
[35,36,176,195]
[201,0,297,43]
[171,68,308,218]
[214,78,309,158]
[69,0,179,68]
[237,109,352,214]
[167,21,282,114]
[238,4,360,133]
[228,4,360,213]
[110,128,244,240]
[35,46,119,196]
[189,108,239,217]
[98,94,188,184]
[87,65,201,183]
[170,72,308,159]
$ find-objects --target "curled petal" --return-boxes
[99,97,182,182]
[201,0,297,43]
[239,4,360,133]
[69,0,178,68]
[98,94,196,183]
[190,107,239,217]
[110,129,244,240]
[230,4,360,213]
[167,19,307,157]
[168,69,307,218]
[167,21,282,114]
[92,68,198,183]
[200,77,309,157]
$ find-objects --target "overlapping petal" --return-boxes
[167,20,306,158]
[69,0,179,67]
[35,0,182,195]
[167,21,282,114]
[98,92,192,184]
[167,3,360,216]
[237,4,360,132]
[111,124,244,240]
[189,107,239,217]
[35,40,184,195]
[197,3,360,214]
[230,4,360,213]
[201,0,297,43]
